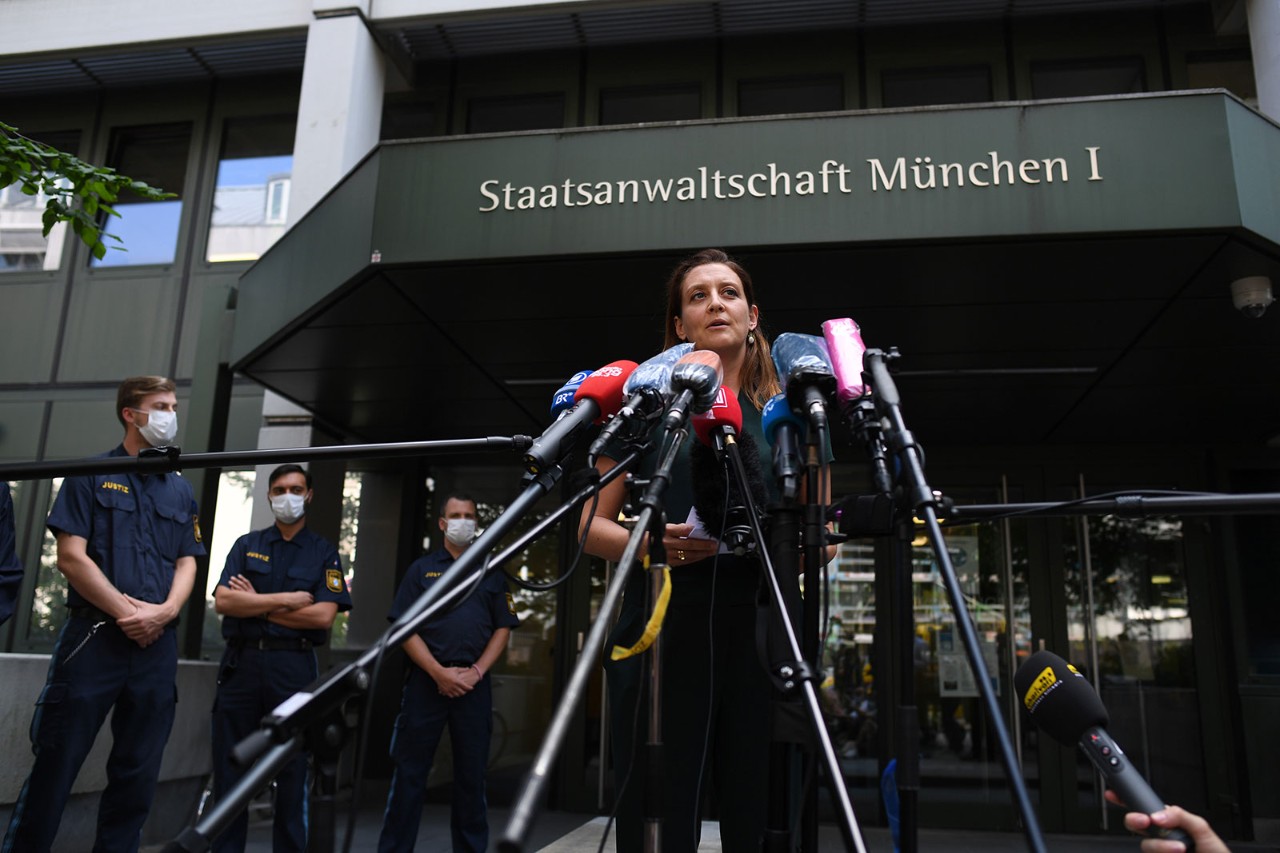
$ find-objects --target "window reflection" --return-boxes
[27,478,64,648]
[90,123,191,268]
[1064,511,1207,816]
[207,116,296,262]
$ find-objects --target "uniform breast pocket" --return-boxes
[153,501,192,558]
[286,562,317,591]
[93,485,137,545]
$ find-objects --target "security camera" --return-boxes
[1230,276,1274,319]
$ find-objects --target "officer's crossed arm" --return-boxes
[215,575,314,618]
[268,600,338,631]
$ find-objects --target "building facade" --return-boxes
[1,0,1278,848]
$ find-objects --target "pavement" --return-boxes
[225,800,1280,853]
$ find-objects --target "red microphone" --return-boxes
[523,360,637,474]
[692,386,743,448]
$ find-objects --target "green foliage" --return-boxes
[0,120,175,260]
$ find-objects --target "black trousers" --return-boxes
[606,555,771,853]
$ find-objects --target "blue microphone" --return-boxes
[771,332,835,431]
[762,392,805,501]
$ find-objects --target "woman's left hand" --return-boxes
[663,522,720,565]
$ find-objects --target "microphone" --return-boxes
[691,386,743,449]
[770,332,835,431]
[1014,650,1194,849]
[587,343,692,463]
[761,392,804,501]
[551,370,593,418]
[821,317,869,406]
[522,360,637,475]
[689,390,766,555]
[662,350,723,432]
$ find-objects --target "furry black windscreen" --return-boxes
[688,429,769,540]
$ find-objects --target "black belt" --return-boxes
[228,636,316,651]
[439,660,474,668]
[69,605,113,622]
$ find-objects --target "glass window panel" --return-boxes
[1062,506,1207,815]
[1187,51,1256,106]
[91,123,192,268]
[26,478,64,648]
[382,100,437,140]
[467,94,565,134]
[207,116,295,263]
[1030,57,1146,99]
[0,130,78,273]
[738,75,843,117]
[329,470,362,649]
[882,66,992,108]
[200,470,257,658]
[599,85,701,125]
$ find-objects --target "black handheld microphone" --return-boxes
[1014,650,1194,850]
[662,350,724,432]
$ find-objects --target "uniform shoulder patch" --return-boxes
[506,592,517,616]
[326,569,344,593]
[193,514,202,543]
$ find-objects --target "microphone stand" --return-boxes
[764,455,803,853]
[164,454,574,852]
[799,423,828,853]
[949,492,1280,518]
[719,430,869,853]
[500,430,686,853]
[859,348,1048,853]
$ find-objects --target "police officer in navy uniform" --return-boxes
[0,481,22,625]
[210,463,351,853]
[3,375,205,853]
[377,493,520,853]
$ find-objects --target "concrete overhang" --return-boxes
[231,91,1280,448]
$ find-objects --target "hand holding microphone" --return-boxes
[1105,795,1229,853]
[1014,651,1196,851]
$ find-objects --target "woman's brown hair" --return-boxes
[661,249,781,411]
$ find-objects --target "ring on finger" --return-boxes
[676,549,686,562]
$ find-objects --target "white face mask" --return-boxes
[270,493,307,524]
[444,517,477,546]
[135,408,178,446]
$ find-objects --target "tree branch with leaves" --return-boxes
[0,121,175,260]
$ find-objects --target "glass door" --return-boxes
[824,482,1035,828]
[1058,475,1208,829]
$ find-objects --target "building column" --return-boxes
[1248,0,1280,120]
[288,1,386,225]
